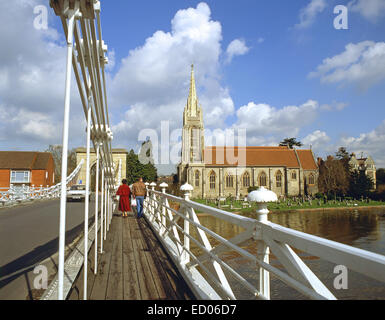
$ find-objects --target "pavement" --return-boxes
[0,196,99,300]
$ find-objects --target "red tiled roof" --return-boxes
[0,152,52,170]
[203,146,317,170]
[296,149,318,170]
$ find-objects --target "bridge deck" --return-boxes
[68,213,195,300]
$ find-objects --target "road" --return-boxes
[0,196,100,300]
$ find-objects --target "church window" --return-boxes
[259,172,267,187]
[276,171,282,188]
[308,173,315,185]
[209,171,216,190]
[226,174,234,188]
[291,171,297,180]
[242,172,250,188]
[195,171,200,187]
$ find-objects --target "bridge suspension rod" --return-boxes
[50,0,115,300]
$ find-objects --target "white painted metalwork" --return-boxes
[100,166,104,253]
[93,143,100,274]
[83,103,92,300]
[49,0,116,300]
[144,186,385,300]
[0,160,84,207]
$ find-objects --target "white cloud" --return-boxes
[309,41,385,91]
[339,120,385,168]
[320,101,349,111]
[295,0,327,29]
[109,2,235,151]
[0,0,87,150]
[106,49,116,71]
[302,130,331,151]
[225,39,250,63]
[349,0,385,21]
[233,100,319,138]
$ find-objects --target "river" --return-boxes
[193,207,385,300]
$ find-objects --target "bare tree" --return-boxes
[45,145,77,184]
[318,156,349,196]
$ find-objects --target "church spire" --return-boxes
[187,64,198,116]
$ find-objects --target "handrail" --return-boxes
[0,160,84,206]
[144,186,385,300]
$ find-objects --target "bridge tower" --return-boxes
[75,148,128,186]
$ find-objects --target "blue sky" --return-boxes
[1,0,385,174]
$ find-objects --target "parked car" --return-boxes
[67,185,89,202]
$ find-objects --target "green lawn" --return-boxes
[192,198,385,214]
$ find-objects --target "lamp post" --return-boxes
[247,187,278,300]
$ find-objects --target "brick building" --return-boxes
[0,151,55,189]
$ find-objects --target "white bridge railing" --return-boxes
[0,159,84,207]
[144,183,385,300]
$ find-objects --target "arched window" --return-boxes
[209,171,216,190]
[242,172,250,188]
[276,171,282,188]
[195,170,200,187]
[291,171,297,180]
[226,174,234,188]
[259,172,267,187]
[308,173,315,185]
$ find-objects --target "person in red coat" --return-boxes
[116,179,131,217]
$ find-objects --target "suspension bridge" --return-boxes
[1,0,385,301]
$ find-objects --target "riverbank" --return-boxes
[269,205,385,214]
[192,198,385,215]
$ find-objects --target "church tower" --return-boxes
[178,65,205,184]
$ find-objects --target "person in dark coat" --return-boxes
[116,179,131,217]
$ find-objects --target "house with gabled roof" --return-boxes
[0,151,55,189]
[349,153,376,189]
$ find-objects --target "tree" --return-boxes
[349,170,373,198]
[126,146,157,185]
[376,168,385,186]
[45,145,77,184]
[318,156,349,196]
[335,147,352,173]
[279,138,303,149]
[335,147,349,160]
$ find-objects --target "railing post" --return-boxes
[57,7,77,300]
[159,182,168,235]
[100,166,104,253]
[106,185,109,231]
[247,187,278,300]
[180,183,193,264]
[93,143,100,274]
[144,182,149,216]
[104,179,107,239]
[150,182,157,220]
[83,102,92,300]
[256,204,270,300]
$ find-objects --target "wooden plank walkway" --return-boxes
[68,213,195,300]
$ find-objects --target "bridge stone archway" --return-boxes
[75,148,128,187]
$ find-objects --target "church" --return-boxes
[178,66,319,199]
